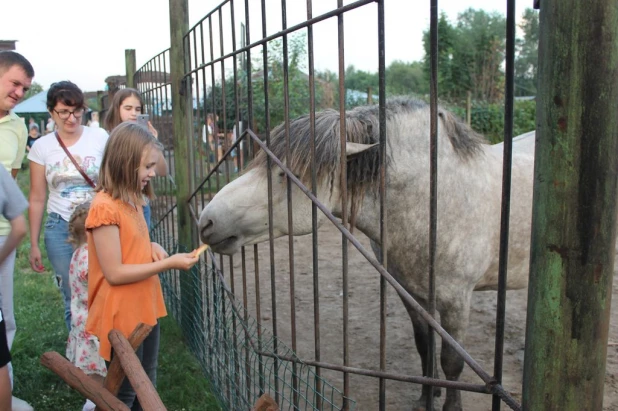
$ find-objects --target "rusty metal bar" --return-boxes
[492,0,516,410]
[278,0,300,408]
[252,352,490,394]
[427,0,439,409]
[376,0,387,410]
[258,0,280,403]
[305,0,322,409]
[335,1,350,409]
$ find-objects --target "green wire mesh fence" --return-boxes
[151,225,355,411]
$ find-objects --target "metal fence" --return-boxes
[132,0,523,409]
[127,0,607,410]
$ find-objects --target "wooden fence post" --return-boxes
[522,1,618,409]
[125,49,136,89]
[168,0,196,333]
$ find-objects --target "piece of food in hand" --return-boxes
[193,243,210,257]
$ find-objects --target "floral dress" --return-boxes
[66,243,107,376]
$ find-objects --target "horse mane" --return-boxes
[248,97,486,190]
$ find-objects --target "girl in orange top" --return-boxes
[85,122,199,408]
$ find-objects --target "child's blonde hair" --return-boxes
[68,201,91,248]
[97,122,162,204]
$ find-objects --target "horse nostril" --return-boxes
[201,219,214,238]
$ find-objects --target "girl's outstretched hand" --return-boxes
[165,252,199,271]
[151,242,168,262]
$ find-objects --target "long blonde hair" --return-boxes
[97,122,162,204]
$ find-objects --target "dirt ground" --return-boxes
[220,222,618,411]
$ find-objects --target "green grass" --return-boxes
[11,166,221,411]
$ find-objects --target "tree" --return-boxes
[422,9,506,103]
[23,82,43,100]
[385,60,428,96]
[422,12,458,99]
[514,8,539,96]
[344,65,379,94]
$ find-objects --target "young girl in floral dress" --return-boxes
[65,202,106,411]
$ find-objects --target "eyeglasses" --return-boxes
[53,108,85,120]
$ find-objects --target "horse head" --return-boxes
[198,108,381,255]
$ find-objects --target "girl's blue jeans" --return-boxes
[43,212,72,331]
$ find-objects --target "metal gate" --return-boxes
[129,0,570,410]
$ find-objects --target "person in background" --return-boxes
[25,123,40,152]
[0,166,31,411]
[86,122,198,408]
[46,117,55,133]
[0,50,34,411]
[103,88,168,230]
[28,81,109,332]
[88,111,100,128]
[66,202,106,411]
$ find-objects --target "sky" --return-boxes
[2,0,534,93]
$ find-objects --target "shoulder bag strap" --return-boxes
[55,131,96,188]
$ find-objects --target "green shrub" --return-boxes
[449,100,536,144]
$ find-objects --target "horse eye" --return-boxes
[277,171,300,180]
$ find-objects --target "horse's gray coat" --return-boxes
[198,98,536,410]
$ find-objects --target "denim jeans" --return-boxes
[113,322,160,410]
[43,213,72,331]
[143,204,151,231]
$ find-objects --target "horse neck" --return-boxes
[330,186,385,245]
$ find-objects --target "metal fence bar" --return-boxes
[335,1,350,409]
[427,0,439,409]
[376,1,388,410]
[305,1,323,409]
[278,0,300,408]
[492,0,516,410]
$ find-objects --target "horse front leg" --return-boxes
[400,295,441,411]
[438,293,472,411]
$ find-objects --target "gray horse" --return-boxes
[198,98,535,410]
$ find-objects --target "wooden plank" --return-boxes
[522,0,618,409]
[108,330,166,410]
[101,323,153,398]
[40,352,129,411]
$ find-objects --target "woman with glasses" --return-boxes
[27,81,108,331]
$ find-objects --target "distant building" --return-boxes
[0,40,17,51]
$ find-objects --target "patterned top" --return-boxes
[85,191,167,361]
[66,243,107,376]
[27,126,109,221]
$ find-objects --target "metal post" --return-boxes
[522,1,618,409]
[169,0,195,331]
[125,49,136,89]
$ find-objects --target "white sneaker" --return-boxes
[82,399,96,411]
[11,396,34,411]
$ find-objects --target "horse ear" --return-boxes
[346,142,378,161]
